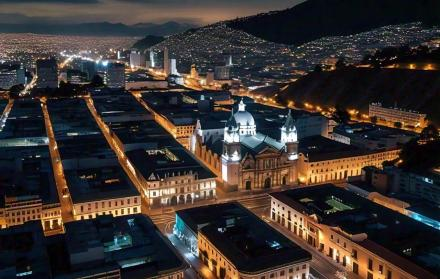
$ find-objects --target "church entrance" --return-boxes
[264,177,271,189]
[245,180,251,190]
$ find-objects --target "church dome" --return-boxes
[233,99,256,136]
[234,110,255,127]
[234,99,255,126]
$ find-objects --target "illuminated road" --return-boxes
[84,96,150,212]
[148,193,349,279]
[41,98,74,223]
[20,74,37,96]
[0,99,13,132]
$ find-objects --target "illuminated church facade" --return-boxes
[191,100,298,191]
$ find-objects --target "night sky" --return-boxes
[0,0,303,25]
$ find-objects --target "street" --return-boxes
[41,99,74,222]
[147,193,345,279]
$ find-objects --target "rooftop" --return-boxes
[0,99,47,145]
[65,166,140,204]
[126,147,216,181]
[298,135,376,162]
[48,214,186,279]
[0,221,51,279]
[177,202,311,273]
[270,184,440,277]
[0,146,59,207]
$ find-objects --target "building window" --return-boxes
[368,259,373,270]
[353,262,359,274]
[379,265,383,274]
[367,272,373,279]
[352,249,357,259]
[387,270,392,279]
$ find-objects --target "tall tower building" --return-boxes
[221,110,241,185]
[106,62,125,89]
[170,58,178,76]
[281,110,298,160]
[190,64,199,79]
[149,50,156,68]
[36,59,58,89]
[163,47,170,76]
[214,66,230,80]
[130,51,146,68]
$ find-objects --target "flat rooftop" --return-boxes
[177,202,311,273]
[126,147,216,181]
[109,120,179,148]
[0,99,47,143]
[298,135,375,161]
[0,221,51,279]
[333,123,417,141]
[47,98,101,139]
[47,214,186,279]
[65,166,140,204]
[0,146,59,207]
[270,184,440,277]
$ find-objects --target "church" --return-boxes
[191,99,298,191]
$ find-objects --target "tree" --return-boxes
[333,106,350,124]
[394,122,403,129]
[421,124,439,141]
[313,64,323,73]
[399,138,440,171]
[8,84,24,99]
[221,83,231,91]
[335,58,346,70]
[90,74,104,87]
[370,116,378,124]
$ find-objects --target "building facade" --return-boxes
[127,147,216,208]
[106,62,125,89]
[193,101,298,191]
[36,59,58,89]
[369,103,427,128]
[297,136,400,185]
[270,185,439,279]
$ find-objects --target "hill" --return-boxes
[227,0,440,45]
[277,68,440,124]
[0,21,196,37]
[132,35,165,51]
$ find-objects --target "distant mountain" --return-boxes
[0,21,197,37]
[277,68,440,125]
[132,35,165,51]
[227,0,440,45]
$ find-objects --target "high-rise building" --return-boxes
[129,50,146,68]
[105,62,125,88]
[149,50,156,68]
[214,65,230,80]
[163,47,170,76]
[0,62,25,89]
[206,69,214,86]
[190,64,199,79]
[170,58,178,75]
[225,54,233,66]
[36,59,58,89]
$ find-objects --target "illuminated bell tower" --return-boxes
[222,109,241,187]
[281,109,298,160]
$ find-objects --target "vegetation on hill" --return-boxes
[362,45,440,67]
[227,0,440,45]
[277,68,440,125]
[132,35,165,51]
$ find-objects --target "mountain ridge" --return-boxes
[0,21,197,37]
[226,0,440,45]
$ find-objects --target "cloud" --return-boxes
[0,0,99,3]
